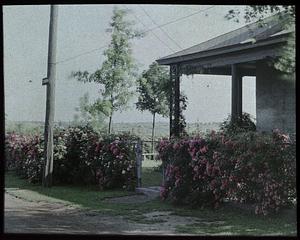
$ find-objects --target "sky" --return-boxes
[3,4,256,124]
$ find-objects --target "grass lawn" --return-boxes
[5,171,297,236]
[141,158,162,187]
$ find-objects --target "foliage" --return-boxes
[73,92,108,131]
[158,136,233,208]
[94,132,138,190]
[53,126,98,185]
[225,5,295,74]
[219,112,256,135]
[157,129,296,215]
[5,126,138,190]
[170,93,188,138]
[71,7,143,133]
[136,62,169,117]
[226,130,296,215]
[136,61,170,154]
[5,133,44,182]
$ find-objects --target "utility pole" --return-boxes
[42,5,58,187]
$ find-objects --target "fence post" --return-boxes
[162,164,165,186]
[135,139,143,188]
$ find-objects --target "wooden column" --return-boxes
[231,64,238,121]
[135,139,143,188]
[173,65,180,137]
[231,64,243,121]
[169,66,174,137]
[237,73,243,119]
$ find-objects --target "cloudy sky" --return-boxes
[3,4,256,124]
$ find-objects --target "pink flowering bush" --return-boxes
[226,130,296,215]
[5,126,138,190]
[158,136,234,208]
[94,133,137,190]
[157,130,296,215]
[5,133,44,182]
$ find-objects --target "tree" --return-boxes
[73,92,109,131]
[71,7,143,133]
[136,62,170,154]
[225,5,295,74]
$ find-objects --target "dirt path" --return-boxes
[4,191,201,235]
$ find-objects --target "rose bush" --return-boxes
[5,126,138,190]
[94,133,138,190]
[158,134,235,208]
[157,130,296,215]
[226,130,296,215]
[5,133,44,182]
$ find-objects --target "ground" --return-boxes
[5,190,200,235]
[4,171,297,236]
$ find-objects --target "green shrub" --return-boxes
[220,112,256,135]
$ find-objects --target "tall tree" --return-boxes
[73,92,110,131]
[136,62,170,153]
[71,7,143,133]
[225,5,295,74]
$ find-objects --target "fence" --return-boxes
[135,139,162,188]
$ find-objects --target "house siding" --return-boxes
[256,61,295,133]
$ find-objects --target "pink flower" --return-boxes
[199,145,208,154]
[95,142,101,152]
[112,148,119,156]
[206,162,212,176]
[210,179,217,190]
[173,143,181,150]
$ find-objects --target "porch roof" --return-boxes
[156,13,294,72]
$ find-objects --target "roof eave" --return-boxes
[156,34,290,66]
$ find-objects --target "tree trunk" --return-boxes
[108,113,112,134]
[108,94,113,134]
[151,112,156,160]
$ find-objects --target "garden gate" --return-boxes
[135,139,164,188]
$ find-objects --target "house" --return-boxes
[156,13,295,137]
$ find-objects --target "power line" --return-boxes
[144,5,216,33]
[56,44,108,64]
[124,5,176,52]
[56,5,216,64]
[139,5,183,50]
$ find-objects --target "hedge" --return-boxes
[5,126,138,190]
[157,129,296,215]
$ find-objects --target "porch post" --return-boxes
[231,64,243,121]
[173,64,180,137]
[237,73,243,119]
[169,66,173,137]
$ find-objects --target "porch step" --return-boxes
[135,186,161,199]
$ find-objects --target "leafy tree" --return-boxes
[71,7,143,133]
[73,92,109,131]
[136,62,170,153]
[225,5,295,74]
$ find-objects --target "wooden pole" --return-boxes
[174,64,180,137]
[169,67,173,137]
[231,64,238,122]
[135,139,143,188]
[43,5,58,187]
[237,73,243,119]
[151,112,155,160]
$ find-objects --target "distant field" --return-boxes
[113,122,220,140]
[5,120,221,140]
